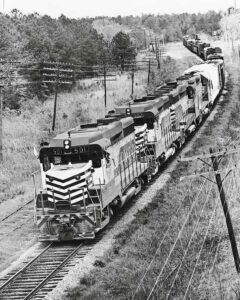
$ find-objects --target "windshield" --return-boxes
[52,153,101,168]
[40,146,103,171]
[134,117,154,129]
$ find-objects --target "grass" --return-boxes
[63,48,240,299]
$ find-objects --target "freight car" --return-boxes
[34,54,225,241]
[183,35,223,61]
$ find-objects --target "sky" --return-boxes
[2,0,235,18]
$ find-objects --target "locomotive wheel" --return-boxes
[180,136,186,147]
[110,197,121,215]
[197,115,203,125]
[141,173,151,185]
[152,163,160,176]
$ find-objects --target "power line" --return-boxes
[197,174,235,299]
[131,178,198,299]
[195,180,226,295]
[0,56,161,160]
[164,178,216,300]
[146,177,209,300]
[165,157,234,299]
[146,154,233,299]
[182,200,219,300]
[184,173,235,299]
[210,148,240,272]
[180,147,240,272]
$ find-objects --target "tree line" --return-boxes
[0,9,222,65]
[0,9,222,108]
[0,10,136,66]
[113,11,222,45]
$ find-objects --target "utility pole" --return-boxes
[94,64,116,114]
[144,29,147,49]
[155,37,160,69]
[131,64,135,98]
[162,34,165,47]
[147,58,151,85]
[210,148,240,272]
[180,147,240,273]
[52,63,59,131]
[103,63,107,109]
[159,48,161,69]
[0,86,2,161]
[42,61,74,132]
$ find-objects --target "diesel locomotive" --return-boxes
[34,41,225,241]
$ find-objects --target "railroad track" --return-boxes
[0,242,92,300]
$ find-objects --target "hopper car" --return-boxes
[183,35,224,61]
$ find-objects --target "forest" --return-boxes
[0,9,221,65]
[0,9,222,109]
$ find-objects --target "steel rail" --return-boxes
[0,242,53,291]
[0,199,33,223]
[23,243,84,300]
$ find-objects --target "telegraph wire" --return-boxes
[164,177,217,300]
[183,198,219,300]
[166,160,233,300]
[148,154,234,299]
[184,172,235,299]
[197,183,232,299]
[131,177,198,299]
[145,177,209,300]
[195,186,223,297]
[201,167,239,298]
[180,147,240,272]
[179,148,240,298]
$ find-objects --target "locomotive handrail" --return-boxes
[31,169,41,199]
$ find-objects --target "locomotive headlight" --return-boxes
[126,108,131,116]
[64,139,71,150]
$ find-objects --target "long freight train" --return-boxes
[183,34,224,61]
[34,44,225,241]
